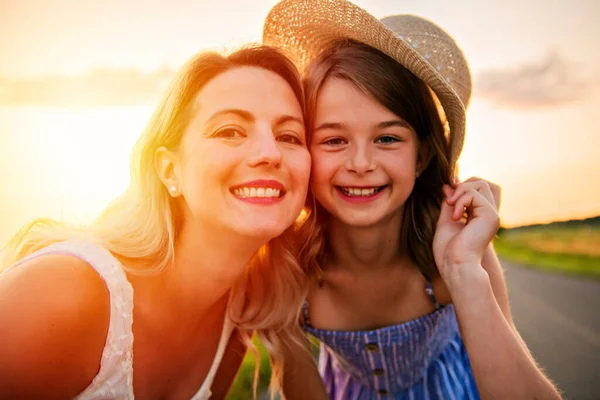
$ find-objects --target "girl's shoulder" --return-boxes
[430,274,453,306]
[0,251,112,398]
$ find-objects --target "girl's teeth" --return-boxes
[234,187,281,198]
[342,187,378,196]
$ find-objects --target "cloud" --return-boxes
[474,52,592,109]
[0,68,175,107]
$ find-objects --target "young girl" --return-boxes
[264,1,562,399]
[0,46,313,399]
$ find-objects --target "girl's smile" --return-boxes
[310,77,425,228]
[335,185,389,204]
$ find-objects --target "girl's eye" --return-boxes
[322,137,347,146]
[376,135,401,145]
[277,133,303,145]
[212,127,245,139]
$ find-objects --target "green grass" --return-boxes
[495,224,600,280]
[226,335,321,399]
[226,335,272,400]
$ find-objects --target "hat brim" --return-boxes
[263,0,466,169]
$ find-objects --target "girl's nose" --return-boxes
[345,145,375,175]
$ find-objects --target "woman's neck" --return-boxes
[132,221,264,319]
[326,211,406,273]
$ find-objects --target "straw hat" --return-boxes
[263,0,472,168]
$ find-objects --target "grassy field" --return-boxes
[494,220,600,280]
[227,335,320,399]
[226,335,272,400]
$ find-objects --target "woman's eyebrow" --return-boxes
[206,109,254,124]
[274,115,304,126]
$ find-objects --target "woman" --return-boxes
[0,46,313,399]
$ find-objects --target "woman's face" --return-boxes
[174,66,311,240]
[310,77,424,228]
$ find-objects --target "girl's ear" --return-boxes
[416,139,434,175]
[155,146,181,196]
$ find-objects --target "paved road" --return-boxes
[503,260,600,400]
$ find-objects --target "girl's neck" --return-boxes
[325,211,406,273]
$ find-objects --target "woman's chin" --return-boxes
[233,223,288,243]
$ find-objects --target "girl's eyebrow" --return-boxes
[315,120,410,132]
[314,122,346,132]
[377,120,411,129]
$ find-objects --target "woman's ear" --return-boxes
[155,146,181,196]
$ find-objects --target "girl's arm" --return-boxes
[479,243,552,390]
[459,178,515,326]
[481,244,514,326]
[0,255,110,399]
[448,263,561,399]
[464,178,531,352]
[436,184,561,399]
[453,179,528,337]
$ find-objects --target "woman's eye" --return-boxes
[376,135,401,145]
[322,137,346,146]
[213,127,245,139]
[277,133,303,145]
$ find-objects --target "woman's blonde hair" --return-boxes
[299,40,453,282]
[1,45,310,397]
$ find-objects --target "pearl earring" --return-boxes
[169,186,177,194]
[416,171,420,178]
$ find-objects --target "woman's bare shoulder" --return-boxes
[0,254,111,399]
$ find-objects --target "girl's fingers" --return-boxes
[439,185,457,223]
[459,177,501,210]
[448,181,496,210]
[452,189,495,221]
[442,184,454,198]
[448,182,491,205]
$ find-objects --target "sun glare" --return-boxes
[0,106,153,244]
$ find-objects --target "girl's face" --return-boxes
[173,66,311,240]
[310,77,425,228]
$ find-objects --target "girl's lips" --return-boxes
[335,185,389,204]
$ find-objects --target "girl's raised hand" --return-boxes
[452,176,501,213]
[433,179,500,285]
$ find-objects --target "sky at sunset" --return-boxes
[1,0,599,247]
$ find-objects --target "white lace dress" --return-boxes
[6,240,234,399]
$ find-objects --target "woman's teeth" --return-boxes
[233,187,281,198]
